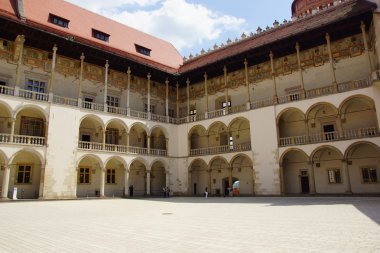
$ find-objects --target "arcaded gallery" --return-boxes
[0,0,380,199]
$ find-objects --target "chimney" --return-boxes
[15,0,26,22]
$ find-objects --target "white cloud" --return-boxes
[65,0,246,53]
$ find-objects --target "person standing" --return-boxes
[163,187,167,198]
[205,187,208,199]
[129,185,134,197]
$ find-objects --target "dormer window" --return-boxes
[50,14,69,28]
[135,44,151,56]
[93,29,110,42]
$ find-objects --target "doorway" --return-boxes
[300,171,310,193]
[193,183,197,195]
[323,124,335,140]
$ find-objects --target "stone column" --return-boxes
[343,160,352,194]
[147,73,151,119]
[126,67,131,115]
[296,43,306,97]
[48,45,58,102]
[165,78,169,121]
[244,59,251,107]
[38,165,45,199]
[176,82,179,118]
[165,138,169,155]
[10,118,15,142]
[15,35,25,94]
[124,169,130,196]
[103,60,109,112]
[188,170,192,195]
[147,135,151,154]
[186,78,190,118]
[146,170,151,195]
[207,168,212,196]
[361,21,373,78]
[204,72,209,117]
[270,51,278,104]
[228,167,233,189]
[102,130,106,150]
[100,167,105,197]
[1,164,10,199]
[310,162,316,194]
[326,33,338,92]
[279,164,285,195]
[78,53,85,106]
[223,66,229,114]
[166,170,170,188]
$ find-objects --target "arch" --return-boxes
[188,125,207,137]
[76,154,104,168]
[339,94,375,116]
[79,114,105,129]
[130,122,149,134]
[306,102,338,120]
[0,100,13,118]
[188,158,208,172]
[228,117,250,131]
[150,158,168,170]
[311,145,343,162]
[277,107,305,124]
[104,156,127,169]
[149,125,168,138]
[14,104,48,122]
[105,118,128,133]
[230,153,253,167]
[0,149,8,165]
[207,121,228,135]
[9,148,44,165]
[209,156,230,168]
[280,148,310,165]
[344,141,380,159]
[128,157,148,171]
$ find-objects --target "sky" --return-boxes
[65,0,294,57]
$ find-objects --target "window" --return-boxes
[27,79,46,93]
[16,165,32,184]
[362,168,378,183]
[328,169,341,183]
[107,96,119,107]
[135,44,151,56]
[144,104,155,113]
[222,101,232,109]
[169,108,175,118]
[92,29,110,42]
[50,14,69,28]
[21,116,44,137]
[79,168,90,184]
[189,109,197,116]
[107,169,116,184]
[106,128,119,145]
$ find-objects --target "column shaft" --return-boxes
[100,168,105,197]
[146,171,151,195]
[1,165,10,199]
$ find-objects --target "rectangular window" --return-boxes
[222,101,232,109]
[135,44,151,56]
[168,108,175,118]
[106,96,119,107]
[20,116,44,137]
[92,29,110,42]
[144,104,155,113]
[16,165,32,184]
[79,168,90,184]
[106,128,119,145]
[327,169,341,183]
[107,169,116,184]
[27,79,46,93]
[362,168,378,183]
[50,14,69,28]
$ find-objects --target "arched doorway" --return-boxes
[209,157,230,196]
[76,155,103,198]
[15,106,47,145]
[281,149,310,194]
[150,160,166,196]
[278,108,307,146]
[79,115,104,150]
[189,159,208,196]
[104,157,126,197]
[230,154,254,195]
[129,159,147,196]
[228,117,252,151]
[105,120,128,152]
[129,123,148,154]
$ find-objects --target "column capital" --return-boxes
[80,53,85,61]
[269,51,274,59]
[165,78,169,85]
[325,33,330,41]
[147,73,151,80]
[295,42,300,51]
[52,44,58,52]
[146,170,151,174]
[223,65,227,73]
[186,78,190,85]
[204,72,208,80]
[127,66,131,75]
[360,21,366,32]
[244,58,248,66]
[176,82,179,88]
[105,60,109,68]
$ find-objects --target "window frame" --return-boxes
[327,169,342,184]
[106,169,116,184]
[26,79,46,94]
[20,116,44,137]
[78,167,91,184]
[49,14,70,28]
[135,44,151,56]
[361,167,378,183]
[106,95,120,107]
[15,164,33,184]
[92,29,110,42]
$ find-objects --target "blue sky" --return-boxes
[66,0,294,57]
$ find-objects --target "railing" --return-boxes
[150,149,168,156]
[338,79,370,92]
[207,109,225,119]
[0,86,14,96]
[0,133,11,143]
[78,141,103,150]
[278,92,303,104]
[128,146,148,155]
[107,106,128,116]
[105,144,128,153]
[130,109,148,119]
[279,127,379,147]
[53,95,78,106]
[151,113,167,123]
[19,89,49,102]
[12,135,45,146]
[250,97,273,109]
[82,101,104,112]
[190,142,252,156]
[229,104,248,114]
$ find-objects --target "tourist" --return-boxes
[205,187,208,199]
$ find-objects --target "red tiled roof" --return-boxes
[0,0,183,73]
[179,0,376,73]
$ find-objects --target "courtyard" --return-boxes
[0,197,379,253]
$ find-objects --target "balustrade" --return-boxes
[0,86,14,96]
[190,142,251,156]
[107,106,128,116]
[82,101,104,111]
[19,89,49,102]
[53,95,78,106]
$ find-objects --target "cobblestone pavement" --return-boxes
[0,197,379,253]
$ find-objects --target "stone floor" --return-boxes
[0,197,379,253]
